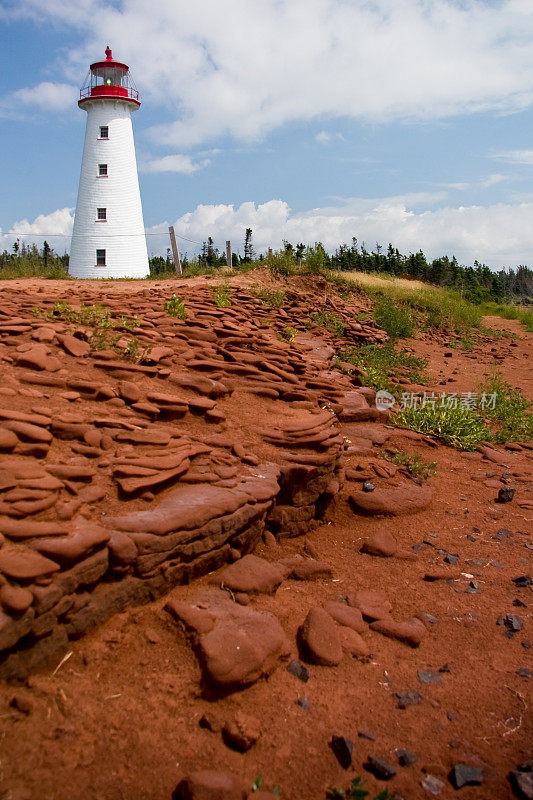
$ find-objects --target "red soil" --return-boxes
[0,275,531,800]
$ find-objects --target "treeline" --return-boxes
[151,231,532,304]
[0,240,68,278]
[0,234,531,304]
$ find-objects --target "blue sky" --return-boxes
[0,0,532,268]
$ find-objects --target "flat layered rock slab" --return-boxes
[104,464,280,535]
[217,554,286,595]
[349,483,434,516]
[165,591,290,688]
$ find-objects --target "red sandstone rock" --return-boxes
[32,521,110,564]
[173,770,248,800]
[0,584,33,613]
[347,590,392,621]
[166,591,290,687]
[323,601,366,633]
[370,617,427,647]
[0,429,18,451]
[0,546,60,580]
[222,712,261,752]
[361,530,398,557]
[299,607,343,666]
[56,334,91,357]
[349,483,434,516]
[217,555,286,595]
[14,344,62,372]
[338,627,370,657]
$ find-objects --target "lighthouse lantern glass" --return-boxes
[91,67,128,90]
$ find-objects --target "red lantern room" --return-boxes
[79,46,140,107]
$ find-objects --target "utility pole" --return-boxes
[226,240,232,269]
[168,226,182,276]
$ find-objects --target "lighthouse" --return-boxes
[69,47,149,279]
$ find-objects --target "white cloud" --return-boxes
[165,196,533,267]
[480,173,507,187]
[0,82,77,116]
[315,131,345,145]
[141,154,210,174]
[5,197,533,268]
[6,0,533,147]
[494,149,533,165]
[1,207,74,252]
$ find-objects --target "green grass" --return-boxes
[0,261,69,280]
[327,270,482,334]
[256,288,286,308]
[339,343,428,395]
[393,403,491,451]
[211,282,232,308]
[279,325,297,343]
[327,777,392,800]
[383,450,437,479]
[311,310,345,336]
[32,301,146,359]
[372,295,415,339]
[163,294,188,319]
[477,371,533,443]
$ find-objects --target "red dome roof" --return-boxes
[90,46,129,72]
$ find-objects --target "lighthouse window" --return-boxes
[97,208,107,221]
[99,164,108,176]
[99,126,109,139]
[96,249,106,266]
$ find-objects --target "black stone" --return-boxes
[365,755,397,780]
[396,749,418,767]
[504,614,524,632]
[362,481,374,492]
[418,612,440,625]
[418,670,443,685]
[509,770,533,800]
[329,735,353,769]
[497,527,512,537]
[445,553,459,565]
[513,575,532,588]
[513,599,527,608]
[394,689,423,709]
[358,730,376,741]
[522,641,531,649]
[296,696,311,710]
[517,667,531,679]
[439,663,451,673]
[466,534,477,542]
[497,486,516,503]
[286,659,309,682]
[449,765,483,789]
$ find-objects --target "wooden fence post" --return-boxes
[226,240,232,269]
[168,226,182,276]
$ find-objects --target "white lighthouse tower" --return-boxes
[69,47,149,279]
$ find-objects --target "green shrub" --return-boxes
[211,282,232,307]
[279,325,297,342]
[340,343,428,394]
[393,403,490,450]
[266,249,297,276]
[477,371,533,442]
[163,294,188,319]
[383,450,437,479]
[311,310,345,336]
[257,288,286,308]
[373,296,415,339]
